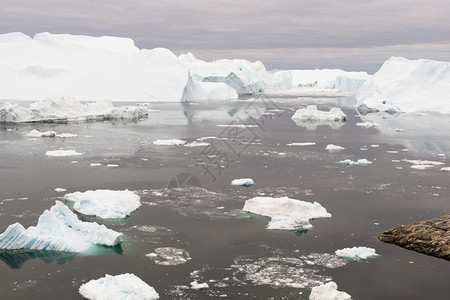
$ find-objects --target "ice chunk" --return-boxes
[54,188,67,192]
[356,57,450,114]
[45,150,82,157]
[1,98,149,123]
[243,196,331,231]
[287,142,316,146]
[190,280,209,290]
[153,139,186,146]
[339,159,372,166]
[184,141,210,147]
[231,178,255,187]
[146,247,191,265]
[309,281,351,300]
[181,73,238,102]
[335,246,379,260]
[26,129,56,138]
[441,167,450,172]
[0,201,122,252]
[325,144,345,152]
[356,121,377,128]
[79,273,159,300]
[64,189,141,219]
[292,105,347,122]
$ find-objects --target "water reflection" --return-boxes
[0,250,76,269]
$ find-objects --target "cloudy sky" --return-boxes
[2,0,450,73]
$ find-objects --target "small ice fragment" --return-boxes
[441,167,450,172]
[309,281,351,300]
[370,144,379,148]
[396,128,404,132]
[325,144,345,152]
[190,281,209,290]
[287,142,316,146]
[45,150,82,157]
[106,164,119,168]
[90,163,102,167]
[335,246,379,260]
[184,141,209,147]
[26,129,56,138]
[339,159,372,166]
[54,188,67,192]
[153,139,186,146]
[356,122,377,128]
[231,178,254,187]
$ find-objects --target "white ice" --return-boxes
[184,141,210,147]
[356,121,377,128]
[287,142,316,146]
[231,178,255,187]
[190,280,209,290]
[64,189,141,219]
[335,246,379,260]
[325,144,345,152]
[309,281,351,300]
[79,273,159,300]
[153,139,186,146]
[0,201,122,252]
[292,105,347,123]
[146,247,191,266]
[243,196,331,231]
[339,159,372,166]
[26,129,56,138]
[441,167,450,172]
[45,150,82,157]
[356,57,450,114]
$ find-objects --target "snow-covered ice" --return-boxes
[45,150,82,157]
[356,57,450,114]
[0,201,122,252]
[309,281,351,300]
[325,144,345,152]
[190,280,209,290]
[339,159,372,166]
[1,98,149,123]
[146,247,191,265]
[153,139,186,146]
[231,178,255,187]
[79,273,159,300]
[243,196,331,231]
[335,246,379,260]
[291,105,347,122]
[64,189,141,219]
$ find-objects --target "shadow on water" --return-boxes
[0,250,76,270]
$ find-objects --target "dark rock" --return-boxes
[379,213,450,260]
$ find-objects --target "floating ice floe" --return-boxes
[64,189,141,219]
[402,159,444,170]
[54,188,67,192]
[309,281,351,300]
[356,121,377,128]
[287,142,316,146]
[45,150,83,157]
[26,129,56,138]
[325,144,345,152]
[79,273,159,300]
[335,246,379,260]
[231,178,255,187]
[146,247,191,265]
[153,139,186,146]
[292,105,347,122]
[184,141,210,147]
[190,280,209,290]
[0,201,122,252]
[339,159,372,166]
[1,98,149,123]
[356,57,450,114]
[441,167,450,172]
[242,197,331,231]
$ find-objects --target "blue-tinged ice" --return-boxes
[0,201,122,252]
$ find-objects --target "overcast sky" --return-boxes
[2,0,450,73]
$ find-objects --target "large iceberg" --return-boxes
[356,57,450,114]
[64,189,141,219]
[242,196,331,230]
[0,32,238,103]
[79,273,159,300]
[0,98,149,123]
[0,201,122,252]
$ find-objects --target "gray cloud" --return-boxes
[2,0,450,71]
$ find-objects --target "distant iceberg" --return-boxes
[0,201,122,252]
[79,273,159,300]
[64,189,141,219]
[0,98,149,123]
[356,57,450,114]
[243,196,331,231]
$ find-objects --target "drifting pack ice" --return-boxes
[0,201,122,252]
[356,57,450,114]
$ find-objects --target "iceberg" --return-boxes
[0,201,122,252]
[243,196,331,231]
[64,189,141,219]
[309,281,351,300]
[292,106,347,122]
[79,273,159,300]
[335,246,379,260]
[231,178,255,187]
[356,57,450,114]
[0,98,149,123]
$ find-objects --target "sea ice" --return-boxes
[287,142,316,146]
[45,150,82,157]
[356,57,450,114]
[79,273,159,300]
[339,159,372,166]
[26,129,56,138]
[441,167,450,172]
[335,246,379,260]
[153,139,186,146]
[0,201,122,252]
[356,121,377,128]
[309,281,351,300]
[325,144,345,152]
[184,141,210,147]
[64,189,141,219]
[190,280,209,290]
[291,105,347,122]
[146,247,191,265]
[231,178,255,187]
[54,188,67,192]
[243,197,331,231]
